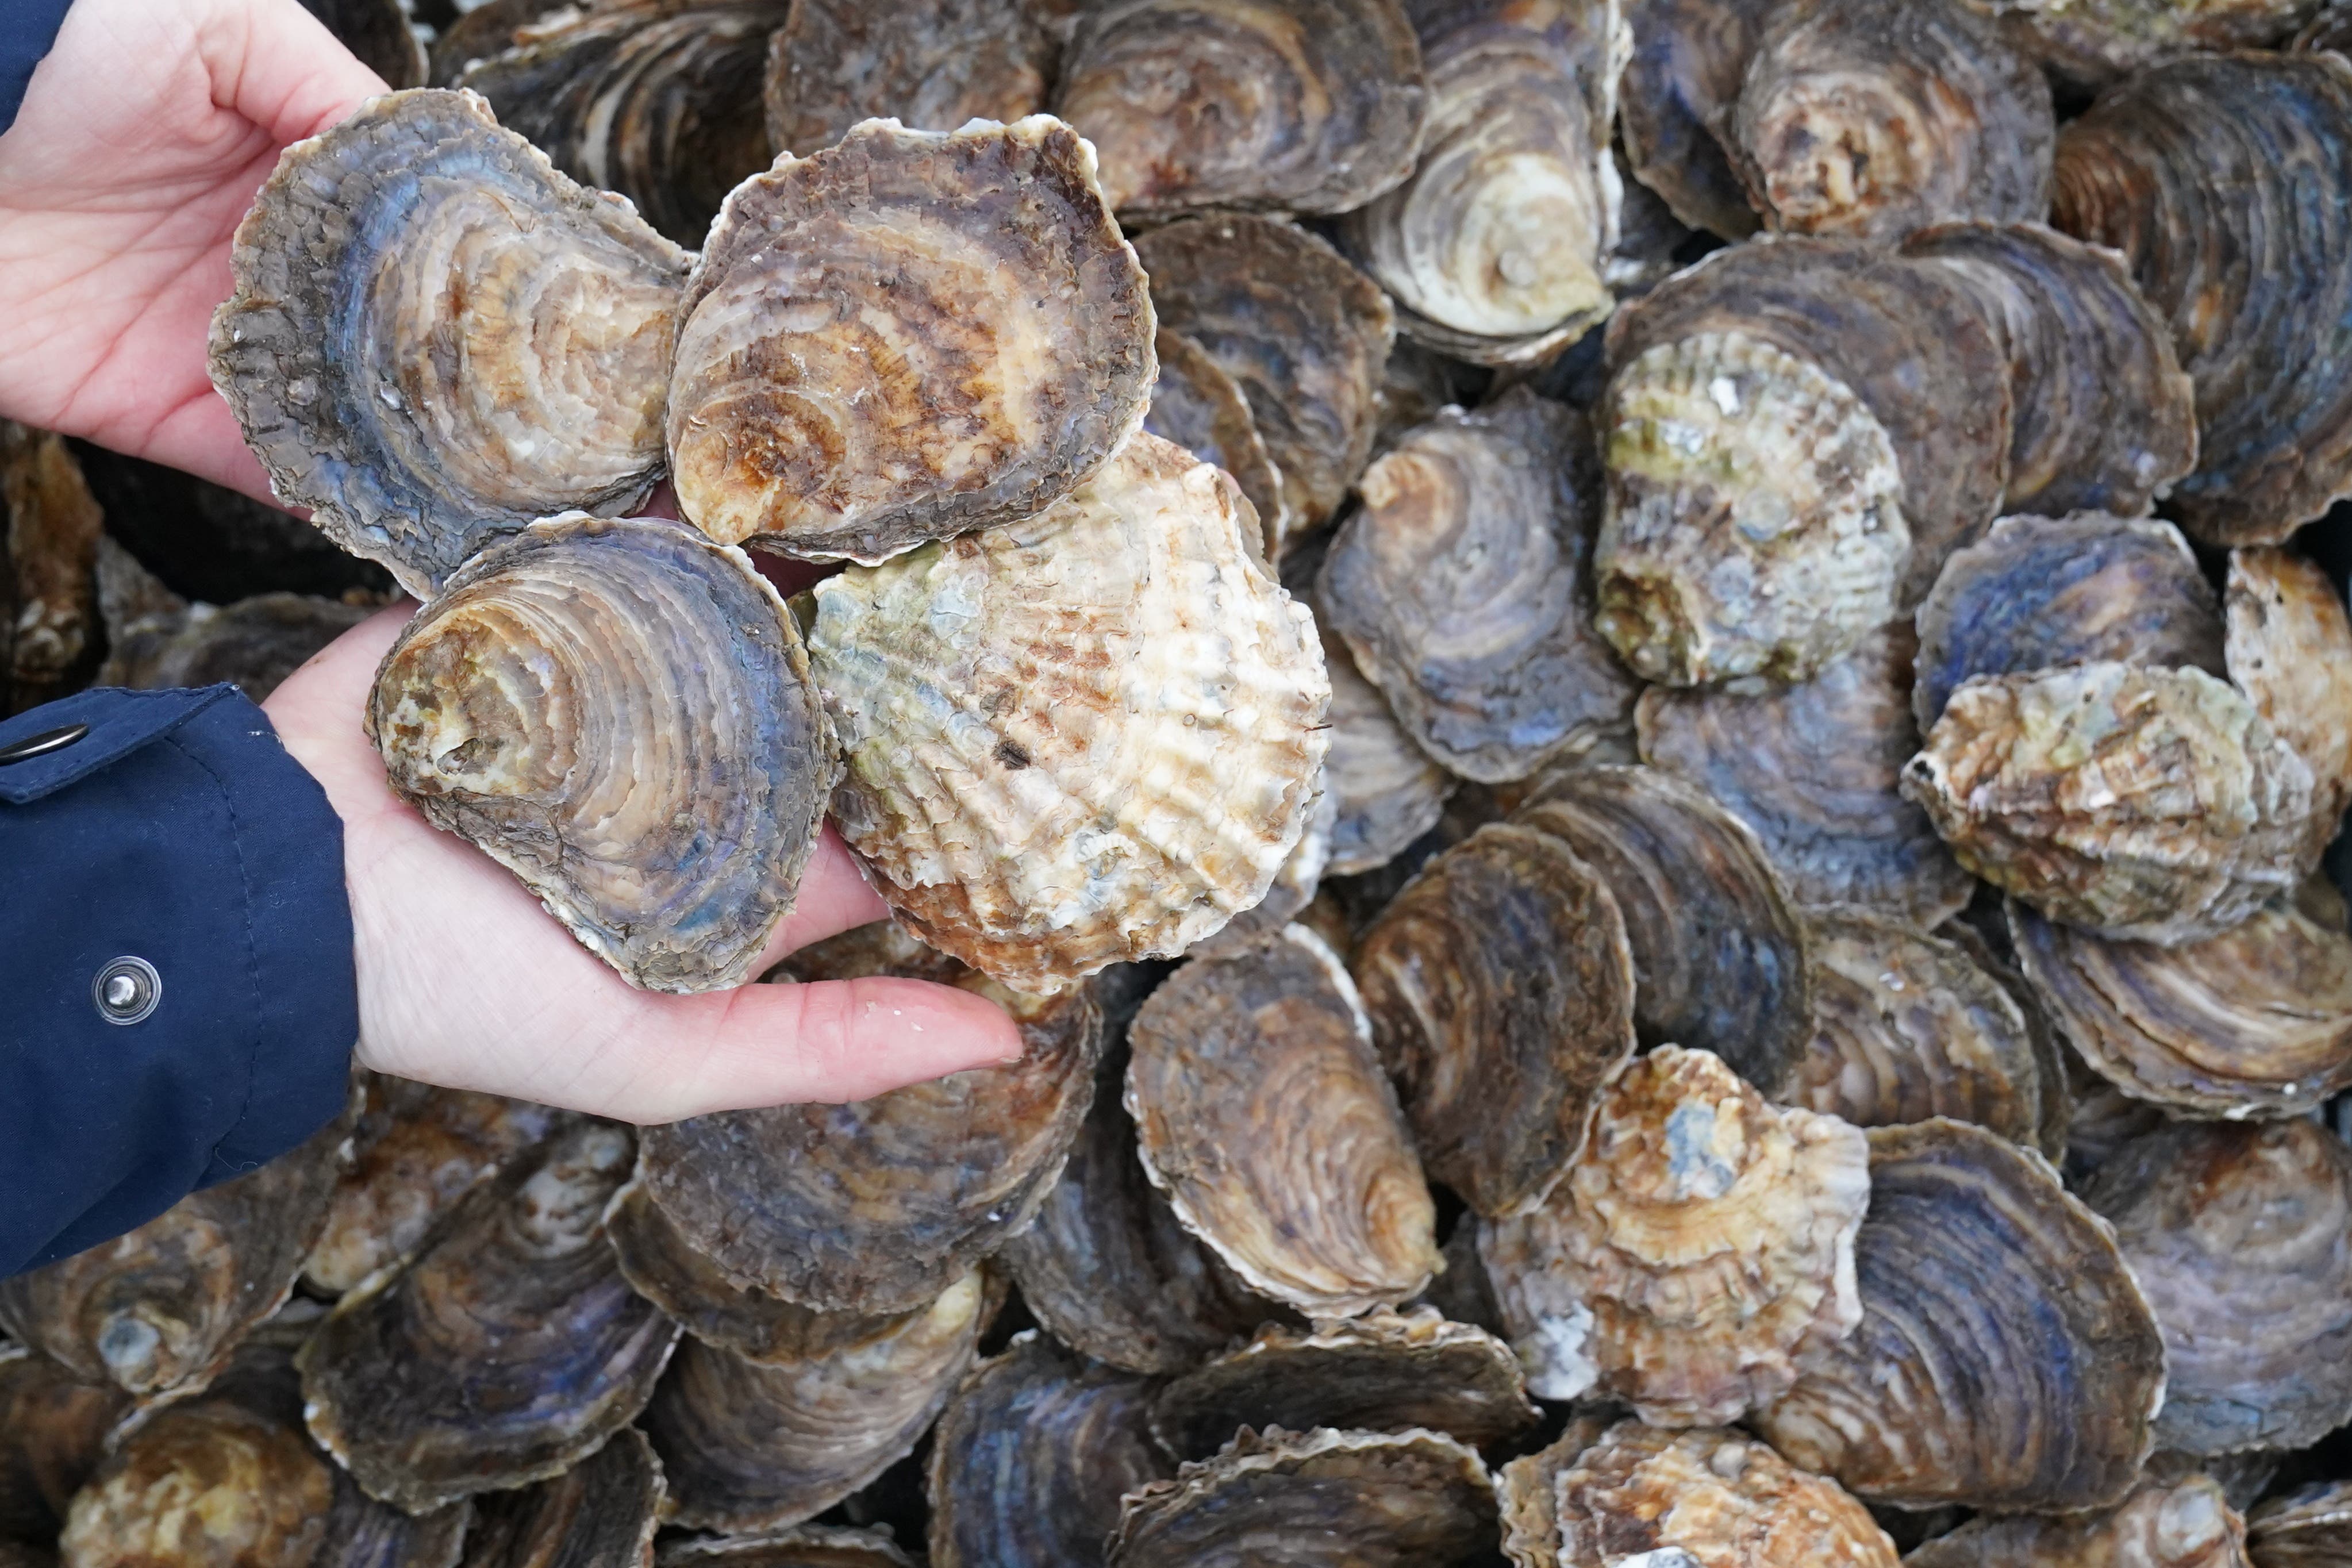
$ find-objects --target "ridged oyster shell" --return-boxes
[763,0,1051,161]
[1906,1452,2253,1568]
[2228,546,2352,828]
[1549,1421,1899,1567]
[459,1429,665,1568]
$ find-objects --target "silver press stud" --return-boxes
[0,723,89,765]
[93,956,161,1025]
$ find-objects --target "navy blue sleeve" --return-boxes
[0,0,75,134]
[0,685,358,1277]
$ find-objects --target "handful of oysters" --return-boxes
[10,0,2352,1561]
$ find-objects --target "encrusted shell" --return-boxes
[458,1429,664,1568]
[1619,0,1773,238]
[2228,547,2352,827]
[1496,1413,1615,1568]
[2248,1481,2352,1567]
[1054,0,1428,217]
[1906,1452,2253,1568]
[667,116,1154,563]
[808,433,1330,991]
[1144,328,1290,558]
[763,0,1051,160]
[658,1528,916,1568]
[0,1344,127,1544]
[1126,925,1442,1316]
[1318,626,1457,877]
[1752,1119,2167,1513]
[1551,1421,1899,1567]
[366,513,835,994]
[208,89,690,598]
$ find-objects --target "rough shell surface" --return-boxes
[1905,1452,2253,1568]
[0,1344,128,1544]
[0,424,103,715]
[658,1528,916,1568]
[1619,0,1773,237]
[459,1428,664,1568]
[2227,547,2352,828]
[1187,777,1336,961]
[366,513,835,994]
[1495,1412,1614,1568]
[207,89,690,599]
[808,433,1329,992]
[1552,1421,1899,1567]
[2248,1481,2352,1568]
[1144,328,1290,558]
[1317,626,1456,876]
[763,0,1051,159]
[60,1399,333,1568]
[667,116,1153,563]
[94,569,371,707]
[1962,0,2328,85]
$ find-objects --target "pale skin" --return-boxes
[0,0,1024,1119]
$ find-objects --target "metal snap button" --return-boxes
[93,956,162,1025]
[0,723,89,765]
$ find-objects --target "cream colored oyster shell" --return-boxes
[2227,546,2352,828]
[1551,1421,1900,1567]
[808,432,1331,993]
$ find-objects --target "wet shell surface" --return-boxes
[762,0,1052,160]
[59,1394,335,1568]
[367,513,835,994]
[807,433,1330,991]
[459,1428,664,1568]
[1751,1119,2166,1513]
[208,89,690,598]
[1054,0,1428,217]
[1481,1046,1869,1419]
[1494,1412,1614,1568]
[1619,0,1772,238]
[1903,1452,2251,1568]
[1126,925,1442,1316]
[2248,1481,2352,1568]
[1143,328,1290,558]
[1317,627,1457,877]
[0,1344,128,1544]
[2228,547,2352,828]
[666,116,1153,563]
[658,1528,916,1568]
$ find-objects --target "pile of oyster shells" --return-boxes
[10,0,2352,1561]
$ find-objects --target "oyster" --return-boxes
[1148,1308,1537,1459]
[299,1122,680,1512]
[641,1270,987,1531]
[1961,0,2328,85]
[1108,1426,1500,1566]
[1901,224,2197,521]
[458,1429,663,1568]
[1619,0,1772,239]
[2052,52,2352,544]
[1126,925,1441,1316]
[1319,390,1639,783]
[1187,779,1337,961]
[0,424,102,716]
[638,921,1101,1313]
[1481,1046,1869,1419]
[667,116,1151,563]
[1905,1452,2253,1568]
[1351,822,1638,1218]
[2305,1,2352,51]
[2082,1119,2352,1456]
[1513,765,1811,1094]
[1752,1119,2166,1513]
[1319,628,1457,877]
[1134,215,1396,536]
[209,89,691,598]
[1054,0,1427,217]
[1144,328,1290,558]
[0,1344,128,1544]
[763,0,1052,160]
[806,434,1329,991]
[1494,1413,1614,1568]
[1339,0,1624,365]
[368,513,834,994]
[1904,662,2323,944]
[659,1529,914,1568]
[2228,547,2352,828]
[93,541,371,703]
[1911,512,2224,732]
[1636,621,1974,926]
[2249,1482,2352,1568]
[925,1332,1173,1568]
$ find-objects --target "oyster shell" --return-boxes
[298,1122,680,1512]
[459,1429,663,1568]
[2228,547,2352,828]
[763,0,1052,160]
[1319,627,1457,877]
[1351,821,1638,1219]
[2082,1119,2352,1456]
[1148,1308,1538,1459]
[0,424,102,715]
[92,544,371,705]
[1494,1412,1614,1568]
[368,513,834,994]
[2304,1,2352,52]
[1901,223,2197,521]
[0,1345,128,1544]
[1513,765,1812,1094]
[1126,925,1441,1316]
[641,1270,987,1531]
[659,1529,915,1568]
[2052,52,2352,544]
[1144,328,1290,558]
[925,1332,1173,1568]
[1619,0,1772,239]
[1187,778,1337,961]
[1636,620,1974,926]
[209,89,691,599]
[1906,1453,2251,1568]
[1962,0,2327,86]
[1904,662,2323,945]
[1911,512,2224,732]
[1319,390,1639,783]
[1054,0,1427,217]
[1481,1045,1869,1419]
[2249,1482,2352,1568]
[1751,1119,2166,1513]
[1108,1426,1500,1566]
[1133,215,1396,536]
[807,433,1329,991]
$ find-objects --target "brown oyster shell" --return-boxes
[60,1397,333,1568]
[1942,916,2076,1160]
[1352,821,1638,1219]
[1108,1425,1500,1566]
[808,433,1329,991]
[1148,1308,1538,1459]
[1319,389,1638,783]
[1911,512,2224,732]
[1904,662,2323,945]
[2011,898,2352,1118]
[1126,925,1442,1316]
[459,1428,664,1568]
[658,1528,916,1568]
[1907,1452,2253,1568]
[2053,52,2352,544]
[1550,1421,1899,1567]
[209,89,690,599]
[0,1344,128,1544]
[924,1332,1174,1568]
[1752,1119,2167,1513]
[92,542,371,705]
[1636,620,1974,926]
[1319,625,1458,877]
[763,0,1051,160]
[1134,215,1396,535]
[1188,777,1337,962]
[2228,547,2352,828]
[318,1482,470,1568]
[667,116,1152,563]
[2082,1119,2352,1456]
[1513,765,1812,1095]
[1481,1046,1869,1420]
[1901,224,2197,521]
[1619,0,1771,239]
[1144,328,1290,558]
[1791,905,2048,1148]
[1495,1412,1615,1568]
[298,1122,680,1512]
[2304,1,2352,52]
[367,513,834,994]
[641,1270,987,1532]
[1963,0,2327,86]
[1054,0,1427,217]
[0,424,102,715]
[2249,1481,2352,1568]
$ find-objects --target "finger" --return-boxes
[206,0,389,147]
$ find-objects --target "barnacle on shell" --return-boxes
[458,1429,664,1568]
[1619,0,1773,238]
[763,0,1052,160]
[1144,328,1290,559]
[2228,547,2352,828]
[1897,1452,2250,1568]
